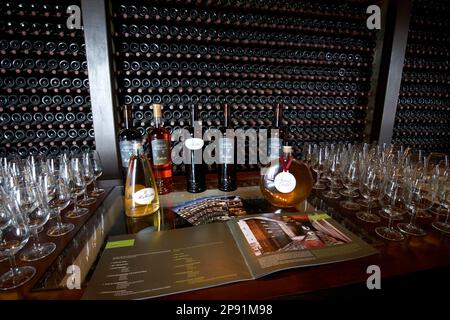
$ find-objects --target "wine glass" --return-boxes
[78,152,96,206]
[398,168,436,236]
[88,150,105,197]
[311,145,327,190]
[427,157,449,216]
[375,178,405,241]
[18,181,56,261]
[0,192,11,263]
[0,187,36,290]
[356,162,382,223]
[46,161,74,237]
[320,144,333,183]
[431,171,450,234]
[302,143,315,167]
[66,157,89,219]
[323,152,341,199]
[26,154,46,184]
[339,154,361,210]
[40,158,58,219]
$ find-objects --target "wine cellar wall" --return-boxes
[109,0,380,175]
[0,1,94,158]
[392,0,450,154]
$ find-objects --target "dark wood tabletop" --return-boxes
[1,172,449,300]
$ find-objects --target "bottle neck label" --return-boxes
[151,139,169,165]
[218,137,234,164]
[133,187,155,205]
[274,171,296,193]
[185,138,204,150]
[119,140,143,168]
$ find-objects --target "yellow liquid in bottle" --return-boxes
[124,154,160,217]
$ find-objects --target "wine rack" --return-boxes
[393,0,450,154]
[0,0,94,158]
[110,0,379,174]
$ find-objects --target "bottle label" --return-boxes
[185,138,204,150]
[119,140,143,168]
[218,137,234,164]
[268,137,282,159]
[151,139,169,165]
[133,188,155,205]
[274,171,296,193]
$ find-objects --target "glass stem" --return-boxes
[73,194,79,212]
[32,228,41,249]
[316,171,321,186]
[444,208,450,225]
[8,254,18,278]
[387,215,393,230]
[409,209,417,227]
[56,209,63,227]
[93,179,98,192]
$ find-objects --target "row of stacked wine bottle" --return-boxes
[111,0,376,171]
[393,0,450,154]
[0,0,94,158]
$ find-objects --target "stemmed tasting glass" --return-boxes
[302,143,315,167]
[46,157,74,237]
[78,152,96,206]
[0,187,36,290]
[375,177,405,241]
[323,152,341,199]
[320,144,333,183]
[88,150,105,196]
[428,158,449,216]
[66,156,89,219]
[431,171,450,234]
[397,168,436,236]
[311,145,327,190]
[40,158,58,219]
[18,180,56,261]
[356,162,382,223]
[339,153,361,210]
[0,186,10,263]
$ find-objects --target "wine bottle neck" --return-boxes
[154,116,162,127]
[224,105,229,128]
[124,107,132,129]
[275,105,281,128]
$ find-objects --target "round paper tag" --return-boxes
[134,188,155,205]
[185,138,204,150]
[274,172,296,193]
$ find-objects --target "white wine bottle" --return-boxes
[124,150,160,217]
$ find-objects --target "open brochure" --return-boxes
[83,212,378,300]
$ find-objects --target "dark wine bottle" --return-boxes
[118,105,143,178]
[218,104,237,191]
[185,105,206,193]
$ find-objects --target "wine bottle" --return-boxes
[145,104,173,194]
[185,105,206,193]
[260,145,313,207]
[268,104,284,160]
[218,104,237,191]
[124,150,160,217]
[119,105,143,178]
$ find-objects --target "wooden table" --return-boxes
[1,172,450,299]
